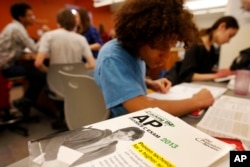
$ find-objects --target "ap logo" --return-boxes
[230,151,250,167]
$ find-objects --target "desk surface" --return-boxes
[8,81,249,167]
[6,157,29,167]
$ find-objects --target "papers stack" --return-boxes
[197,95,250,150]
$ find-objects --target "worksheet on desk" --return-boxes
[196,95,250,150]
[147,82,227,100]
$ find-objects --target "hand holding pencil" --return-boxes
[146,78,172,93]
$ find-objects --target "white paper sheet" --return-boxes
[147,82,227,100]
[57,146,83,165]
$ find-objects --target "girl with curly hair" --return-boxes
[94,0,214,118]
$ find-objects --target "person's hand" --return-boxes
[148,78,172,93]
[215,68,235,78]
[22,53,36,60]
[192,88,214,109]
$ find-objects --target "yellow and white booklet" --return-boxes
[29,107,233,167]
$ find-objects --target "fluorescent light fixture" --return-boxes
[192,10,208,15]
[208,7,227,13]
[93,0,228,11]
[184,0,228,11]
[192,7,226,15]
[93,0,124,7]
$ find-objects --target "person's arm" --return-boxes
[89,43,102,51]
[14,29,37,52]
[34,52,49,73]
[192,68,235,81]
[215,68,235,78]
[84,55,96,69]
[192,73,217,81]
[34,33,50,72]
[123,88,214,117]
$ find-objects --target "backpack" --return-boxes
[230,47,250,70]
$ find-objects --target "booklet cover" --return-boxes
[28,108,233,167]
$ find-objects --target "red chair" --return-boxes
[0,72,28,136]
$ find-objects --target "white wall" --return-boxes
[225,0,250,26]
[219,24,250,68]
[192,1,250,69]
[193,12,224,29]
[194,14,250,69]
[219,0,250,68]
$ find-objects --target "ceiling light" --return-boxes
[93,0,124,7]
[184,0,228,11]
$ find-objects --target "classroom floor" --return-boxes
[0,86,60,167]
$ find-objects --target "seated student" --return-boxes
[166,16,239,85]
[75,8,103,59]
[0,2,46,119]
[34,8,95,72]
[34,8,95,128]
[94,0,214,118]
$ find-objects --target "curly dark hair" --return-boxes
[115,0,199,55]
[10,2,31,21]
[57,8,76,31]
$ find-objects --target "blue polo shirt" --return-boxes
[94,39,147,117]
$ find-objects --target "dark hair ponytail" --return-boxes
[199,16,239,41]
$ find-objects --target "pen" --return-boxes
[161,81,166,87]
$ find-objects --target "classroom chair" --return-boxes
[46,63,93,129]
[58,70,110,130]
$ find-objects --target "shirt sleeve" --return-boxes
[97,57,146,108]
[38,33,50,54]
[178,45,201,82]
[13,29,37,53]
